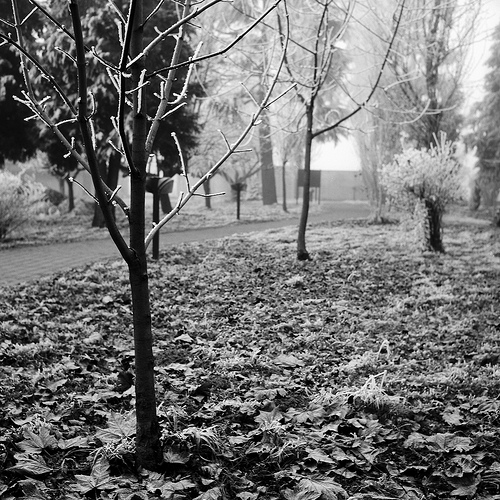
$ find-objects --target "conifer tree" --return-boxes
[470,22,500,214]
[0,0,40,166]
[34,0,201,224]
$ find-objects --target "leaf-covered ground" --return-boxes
[1,218,500,500]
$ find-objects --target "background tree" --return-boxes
[349,0,408,222]
[189,80,264,215]
[353,0,479,222]
[189,81,248,210]
[2,0,287,469]
[191,1,281,205]
[276,1,348,260]
[231,1,279,205]
[0,0,41,167]
[354,117,398,223]
[469,21,500,216]
[275,0,405,260]
[31,0,202,225]
[219,155,261,219]
[383,0,480,149]
[275,129,303,212]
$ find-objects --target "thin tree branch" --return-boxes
[312,0,406,139]
[127,0,225,69]
[144,0,290,249]
[68,176,99,202]
[0,17,14,28]
[276,5,307,105]
[118,0,139,176]
[141,0,166,28]
[107,0,126,25]
[172,131,189,191]
[145,0,283,79]
[145,0,193,157]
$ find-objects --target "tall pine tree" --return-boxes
[470,22,500,214]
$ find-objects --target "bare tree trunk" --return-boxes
[469,179,481,210]
[128,239,160,468]
[92,159,109,228]
[93,152,121,226]
[203,177,212,209]
[107,150,121,220]
[255,85,277,205]
[129,0,161,469]
[425,197,444,252]
[282,161,288,212]
[368,169,385,224]
[65,177,75,212]
[234,183,242,219]
[494,208,500,227]
[92,204,106,227]
[297,103,313,260]
[259,121,277,205]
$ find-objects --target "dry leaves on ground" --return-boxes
[1,219,499,499]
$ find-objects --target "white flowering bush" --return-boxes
[0,170,47,240]
[380,134,465,252]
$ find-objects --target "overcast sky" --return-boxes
[315,1,500,171]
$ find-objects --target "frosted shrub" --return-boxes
[380,134,465,252]
[0,170,46,240]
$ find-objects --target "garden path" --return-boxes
[0,201,371,287]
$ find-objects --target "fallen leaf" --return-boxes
[274,354,304,367]
[7,454,52,476]
[95,411,136,443]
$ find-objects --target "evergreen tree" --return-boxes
[0,0,41,166]
[470,22,500,212]
[34,0,201,222]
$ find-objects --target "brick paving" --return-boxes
[0,202,371,287]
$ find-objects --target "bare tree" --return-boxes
[353,0,480,223]
[190,1,282,205]
[276,130,303,212]
[384,0,481,148]
[345,0,407,222]
[275,0,406,260]
[1,0,289,469]
[220,156,261,219]
[189,60,260,210]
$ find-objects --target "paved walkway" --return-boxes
[0,202,371,287]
